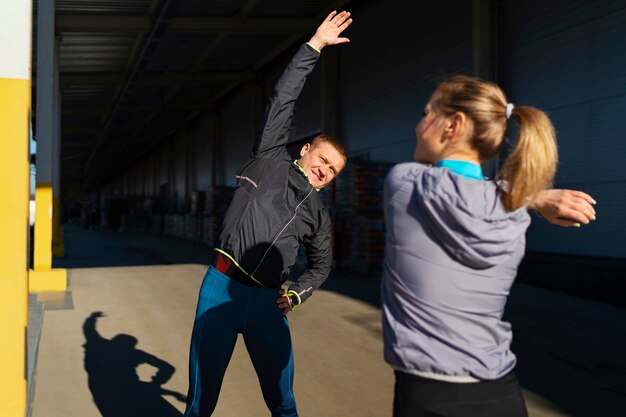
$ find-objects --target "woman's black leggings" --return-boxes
[393,370,529,417]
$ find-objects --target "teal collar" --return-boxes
[434,159,484,180]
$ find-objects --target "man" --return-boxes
[184,11,352,417]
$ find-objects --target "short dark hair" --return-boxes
[311,134,347,160]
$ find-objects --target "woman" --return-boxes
[382,75,563,416]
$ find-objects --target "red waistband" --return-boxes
[211,251,262,288]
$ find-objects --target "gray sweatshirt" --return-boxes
[381,162,531,382]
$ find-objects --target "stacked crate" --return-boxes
[146,197,167,235]
[164,214,185,237]
[317,182,335,208]
[332,158,394,277]
[102,195,133,231]
[334,160,391,211]
[201,186,235,245]
[147,214,163,234]
[185,213,203,242]
[313,183,336,265]
[342,216,386,276]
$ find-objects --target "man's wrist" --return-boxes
[287,290,302,310]
[306,38,323,53]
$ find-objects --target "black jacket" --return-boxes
[214,43,331,304]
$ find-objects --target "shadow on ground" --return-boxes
[60,223,625,416]
[53,224,211,269]
[83,311,186,417]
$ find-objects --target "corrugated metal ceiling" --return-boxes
[32,0,352,189]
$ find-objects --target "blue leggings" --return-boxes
[184,266,297,417]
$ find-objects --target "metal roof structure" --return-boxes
[33,0,351,190]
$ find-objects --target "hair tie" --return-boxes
[505,103,515,120]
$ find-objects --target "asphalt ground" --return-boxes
[28,224,626,417]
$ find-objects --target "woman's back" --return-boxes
[382,162,531,381]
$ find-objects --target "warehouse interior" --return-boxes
[1,0,625,416]
[39,0,626,304]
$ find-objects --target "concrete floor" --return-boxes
[29,224,626,417]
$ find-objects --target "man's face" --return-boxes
[298,141,346,189]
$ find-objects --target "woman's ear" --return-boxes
[446,112,468,139]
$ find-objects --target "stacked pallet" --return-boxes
[190,190,206,214]
[147,214,163,235]
[143,197,167,235]
[332,158,394,276]
[340,216,386,276]
[164,214,185,237]
[102,195,134,231]
[201,186,235,245]
[334,159,393,213]
[332,214,353,268]
[317,182,335,208]
[185,213,203,242]
[119,211,145,233]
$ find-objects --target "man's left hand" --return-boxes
[277,288,293,316]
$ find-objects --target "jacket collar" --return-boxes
[434,159,484,180]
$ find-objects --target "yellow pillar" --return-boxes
[31,184,65,290]
[52,196,65,257]
[0,2,31,415]
[31,0,66,291]
[33,184,53,270]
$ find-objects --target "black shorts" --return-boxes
[393,370,528,417]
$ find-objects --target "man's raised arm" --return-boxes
[253,11,352,157]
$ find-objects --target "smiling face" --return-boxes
[297,141,346,189]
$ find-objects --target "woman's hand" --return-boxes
[529,189,596,227]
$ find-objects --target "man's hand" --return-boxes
[308,10,353,51]
[529,189,596,227]
[277,288,293,316]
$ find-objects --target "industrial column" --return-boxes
[472,0,496,80]
[52,38,64,258]
[31,0,67,291]
[0,2,32,415]
[472,0,497,177]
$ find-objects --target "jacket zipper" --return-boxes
[251,187,315,277]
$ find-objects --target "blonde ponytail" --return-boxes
[498,106,558,211]
[433,76,558,212]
